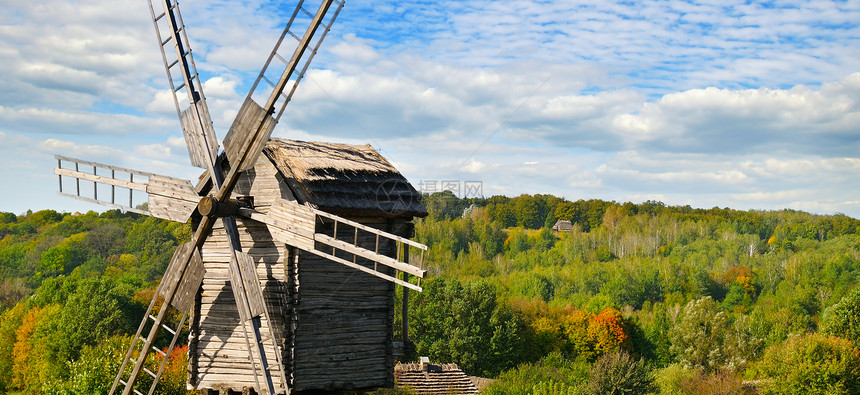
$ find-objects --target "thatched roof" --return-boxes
[394,362,479,395]
[552,219,573,232]
[263,139,426,218]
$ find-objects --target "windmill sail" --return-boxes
[55,155,198,222]
[147,0,219,168]
[223,0,344,172]
[250,199,426,291]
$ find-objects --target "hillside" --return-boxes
[2,193,860,393]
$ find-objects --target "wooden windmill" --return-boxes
[53,0,428,394]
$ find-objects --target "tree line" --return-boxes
[0,210,189,393]
[1,192,860,394]
[404,192,860,394]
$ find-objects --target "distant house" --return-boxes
[552,219,573,233]
[394,358,480,395]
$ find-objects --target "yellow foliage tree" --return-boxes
[560,308,630,361]
[12,305,61,392]
[562,309,593,357]
[587,308,630,357]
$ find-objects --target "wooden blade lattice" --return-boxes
[147,0,219,168]
[55,155,198,222]
[246,199,427,292]
[223,0,344,172]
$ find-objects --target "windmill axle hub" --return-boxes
[198,196,240,218]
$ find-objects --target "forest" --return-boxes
[1,192,860,394]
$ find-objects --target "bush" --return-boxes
[756,333,860,394]
[51,335,129,394]
[678,370,751,395]
[653,363,696,395]
[49,335,191,395]
[532,380,583,395]
[585,350,653,395]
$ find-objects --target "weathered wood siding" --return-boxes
[289,218,409,391]
[189,156,295,393]
[189,155,412,394]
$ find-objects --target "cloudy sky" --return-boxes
[1,0,859,218]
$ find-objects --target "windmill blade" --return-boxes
[115,2,345,394]
[55,155,199,222]
[159,241,206,312]
[147,0,219,169]
[223,0,344,173]
[147,175,200,222]
[245,199,427,292]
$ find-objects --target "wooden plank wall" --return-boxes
[189,156,296,393]
[192,217,290,392]
[190,154,411,393]
[291,217,410,392]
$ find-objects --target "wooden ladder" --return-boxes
[110,286,189,394]
[110,243,206,395]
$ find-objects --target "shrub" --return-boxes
[653,363,696,395]
[52,335,129,394]
[533,380,583,395]
[679,369,751,395]
[757,333,860,394]
[585,350,653,395]
[52,335,191,395]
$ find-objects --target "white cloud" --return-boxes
[460,159,485,173]
[41,139,126,161]
[335,0,860,92]
[2,0,859,219]
[202,76,240,99]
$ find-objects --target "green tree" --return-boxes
[821,288,860,347]
[38,233,87,278]
[669,297,729,372]
[757,333,860,395]
[0,212,16,224]
[125,217,178,281]
[514,195,541,229]
[410,278,532,376]
[54,335,129,394]
[85,223,127,258]
[422,190,464,221]
[554,202,579,224]
[586,350,654,395]
[25,210,64,228]
[46,277,139,369]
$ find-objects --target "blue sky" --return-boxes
[1,0,859,217]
